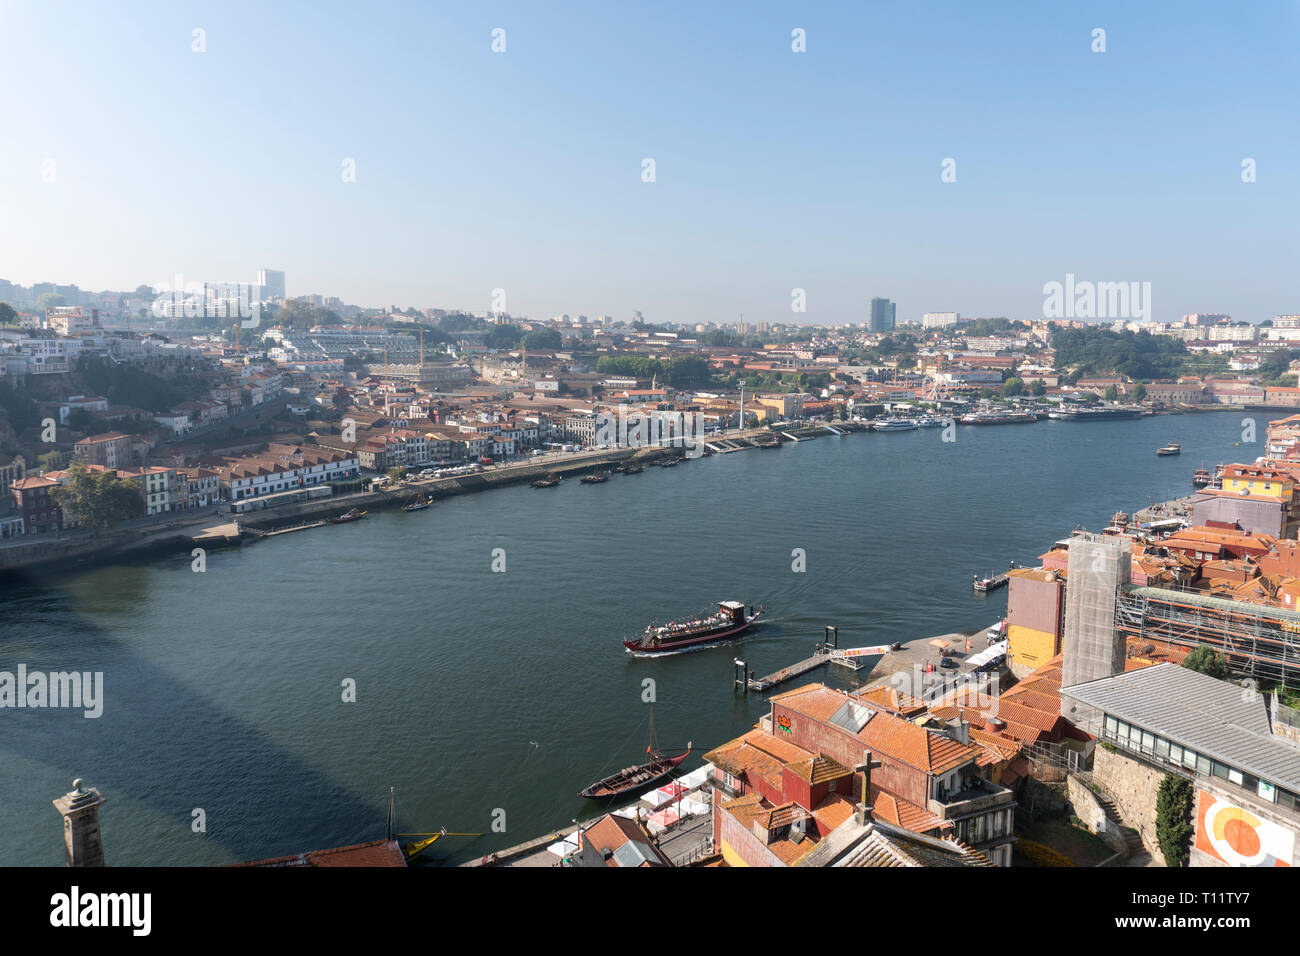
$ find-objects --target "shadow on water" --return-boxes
[0,568,384,865]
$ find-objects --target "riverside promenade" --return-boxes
[1,426,844,573]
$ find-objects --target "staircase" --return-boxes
[1092,792,1145,855]
[1075,772,1147,863]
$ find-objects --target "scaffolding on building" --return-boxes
[1116,584,1300,689]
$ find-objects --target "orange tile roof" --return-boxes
[777,684,980,776]
[812,792,858,832]
[786,753,853,786]
[232,839,406,867]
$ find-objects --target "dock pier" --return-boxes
[973,561,1018,592]
[736,626,862,694]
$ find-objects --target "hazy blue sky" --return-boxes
[2,1,1297,324]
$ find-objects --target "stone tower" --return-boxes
[52,778,106,867]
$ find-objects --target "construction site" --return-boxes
[1116,584,1300,690]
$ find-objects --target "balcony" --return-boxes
[928,777,1015,821]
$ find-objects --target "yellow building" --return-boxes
[1222,464,1293,502]
[1005,568,1066,680]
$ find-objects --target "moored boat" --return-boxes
[580,471,610,483]
[532,474,561,487]
[1193,465,1212,488]
[960,411,1037,425]
[871,418,920,431]
[402,496,433,511]
[623,601,763,653]
[1157,443,1181,456]
[579,712,692,799]
[327,508,367,524]
[1049,405,1144,421]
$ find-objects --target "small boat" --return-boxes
[623,601,763,653]
[1157,443,1181,456]
[1193,466,1212,488]
[531,475,561,488]
[327,508,367,524]
[658,458,678,468]
[580,472,610,484]
[579,711,691,799]
[622,463,645,474]
[973,572,1009,592]
[402,496,433,512]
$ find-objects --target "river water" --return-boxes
[0,411,1252,864]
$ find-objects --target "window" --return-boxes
[1155,738,1170,759]
[1105,716,1118,736]
[1196,755,1211,776]
[1212,761,1230,781]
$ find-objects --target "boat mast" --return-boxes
[386,786,394,842]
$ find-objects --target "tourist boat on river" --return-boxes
[623,601,763,654]
[1157,443,1181,456]
[579,713,691,799]
[580,471,610,483]
[871,418,920,431]
[532,474,561,487]
[327,508,367,523]
[1047,405,1144,421]
[960,411,1037,426]
[402,496,433,512]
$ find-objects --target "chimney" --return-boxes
[52,778,107,867]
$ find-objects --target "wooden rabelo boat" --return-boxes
[579,712,691,800]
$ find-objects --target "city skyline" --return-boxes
[2,1,1298,324]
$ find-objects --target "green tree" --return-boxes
[0,302,18,326]
[1183,644,1231,680]
[664,356,712,388]
[50,462,145,531]
[522,328,562,351]
[1104,384,1119,401]
[275,299,345,331]
[1001,377,1024,397]
[1029,379,1046,397]
[486,324,524,350]
[386,467,408,483]
[1155,775,1194,867]
[1132,383,1147,402]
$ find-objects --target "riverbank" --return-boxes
[0,426,848,574]
[0,407,1233,576]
